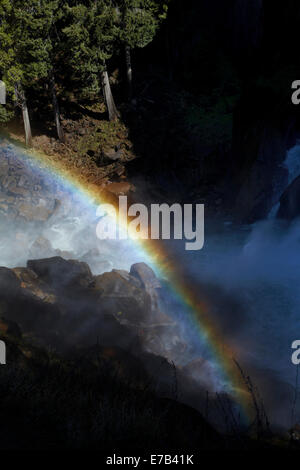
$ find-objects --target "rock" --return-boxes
[130,262,161,311]
[130,263,161,289]
[17,202,52,222]
[93,270,151,324]
[0,267,21,296]
[0,191,15,204]
[27,256,94,290]
[290,424,300,441]
[112,269,142,288]
[0,266,62,342]
[277,175,300,220]
[13,267,56,304]
[0,143,61,223]
[8,182,29,197]
[0,317,22,338]
[103,148,124,161]
[77,127,86,136]
[105,181,132,196]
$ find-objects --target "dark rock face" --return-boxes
[27,257,93,290]
[277,175,300,220]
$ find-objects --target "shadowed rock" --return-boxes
[27,256,93,289]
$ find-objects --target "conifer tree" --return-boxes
[0,0,14,123]
[115,0,170,99]
[63,0,119,120]
[0,0,53,145]
[46,1,66,141]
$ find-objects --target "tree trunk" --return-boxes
[50,71,64,142]
[101,63,119,121]
[15,84,32,147]
[125,44,133,100]
[22,102,32,147]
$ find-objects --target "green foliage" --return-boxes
[0,105,13,123]
[0,0,170,122]
[0,0,57,90]
[61,0,119,98]
[116,0,170,48]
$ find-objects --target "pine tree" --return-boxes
[0,0,14,123]
[116,0,170,99]
[46,1,66,141]
[62,0,119,120]
[0,0,53,145]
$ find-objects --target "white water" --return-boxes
[285,142,300,185]
[2,142,300,429]
[269,142,300,218]
[0,202,150,274]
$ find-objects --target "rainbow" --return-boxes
[0,133,253,423]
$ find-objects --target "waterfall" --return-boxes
[269,141,300,218]
[284,142,300,185]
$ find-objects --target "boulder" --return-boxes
[93,270,151,324]
[27,256,94,290]
[130,263,161,289]
[13,267,56,303]
[0,269,62,342]
[130,262,161,311]
[103,148,124,162]
[112,268,142,288]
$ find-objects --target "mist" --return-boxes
[2,139,300,429]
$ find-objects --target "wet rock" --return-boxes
[13,267,56,304]
[0,192,15,204]
[17,202,52,222]
[0,257,186,379]
[27,256,94,290]
[0,142,60,222]
[112,268,142,288]
[0,273,62,342]
[93,270,152,324]
[130,262,161,311]
[130,263,161,289]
